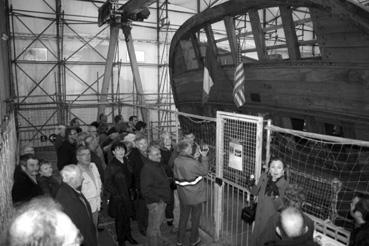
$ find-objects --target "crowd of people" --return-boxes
[6,114,209,246]
[3,114,369,246]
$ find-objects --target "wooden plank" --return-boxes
[248,9,266,61]
[223,16,239,64]
[98,25,119,117]
[279,6,300,60]
[204,25,218,56]
[190,33,203,67]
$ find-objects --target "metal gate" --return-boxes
[214,111,264,245]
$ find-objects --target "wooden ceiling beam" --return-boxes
[280,6,301,60]
[249,9,267,61]
[224,16,239,64]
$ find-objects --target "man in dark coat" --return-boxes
[141,144,171,246]
[264,207,319,246]
[129,133,149,235]
[57,127,78,170]
[12,154,43,205]
[258,184,314,246]
[55,164,97,246]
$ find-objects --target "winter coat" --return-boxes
[55,183,97,246]
[104,157,134,217]
[140,158,171,204]
[251,172,289,245]
[173,153,209,205]
[12,168,43,205]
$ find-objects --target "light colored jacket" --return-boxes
[173,154,208,205]
[79,162,102,213]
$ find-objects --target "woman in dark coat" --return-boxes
[104,142,138,246]
[251,158,289,246]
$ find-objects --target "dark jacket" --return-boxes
[55,183,97,246]
[140,158,171,204]
[259,211,315,246]
[160,146,174,177]
[57,140,77,170]
[37,175,61,198]
[173,153,209,205]
[251,173,289,245]
[90,151,105,183]
[349,222,369,246]
[12,168,43,205]
[105,157,134,216]
[264,233,319,246]
[129,148,146,191]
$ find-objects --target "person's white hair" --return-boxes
[60,165,82,189]
[7,197,82,246]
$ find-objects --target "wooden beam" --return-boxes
[241,39,317,53]
[190,33,203,67]
[204,25,218,57]
[224,16,239,64]
[122,25,147,122]
[98,25,119,118]
[280,6,300,60]
[216,18,312,43]
[248,9,267,61]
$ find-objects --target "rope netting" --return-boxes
[269,126,369,229]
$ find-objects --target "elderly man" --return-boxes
[141,144,171,246]
[258,184,315,246]
[76,145,102,227]
[265,207,318,246]
[12,154,43,205]
[55,164,97,246]
[173,140,209,246]
[6,197,82,246]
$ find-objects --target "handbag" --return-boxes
[241,202,257,224]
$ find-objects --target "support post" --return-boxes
[265,119,272,172]
[98,25,119,118]
[122,24,147,123]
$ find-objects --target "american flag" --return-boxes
[233,62,246,108]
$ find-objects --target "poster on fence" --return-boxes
[229,141,243,171]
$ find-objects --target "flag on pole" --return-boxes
[202,47,214,105]
[233,62,246,107]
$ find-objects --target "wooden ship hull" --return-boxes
[169,0,369,141]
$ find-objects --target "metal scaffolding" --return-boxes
[8,0,202,147]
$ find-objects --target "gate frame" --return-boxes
[214,111,264,241]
